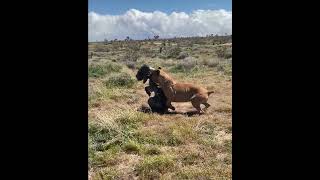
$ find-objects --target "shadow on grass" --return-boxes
[137,107,202,117]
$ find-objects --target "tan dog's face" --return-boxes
[150,67,162,84]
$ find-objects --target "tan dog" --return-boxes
[150,67,214,114]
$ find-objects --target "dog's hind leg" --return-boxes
[166,100,175,111]
[191,99,204,114]
[191,95,208,114]
[202,102,211,110]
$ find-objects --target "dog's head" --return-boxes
[149,67,162,84]
[136,64,155,83]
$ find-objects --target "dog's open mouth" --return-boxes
[143,77,148,83]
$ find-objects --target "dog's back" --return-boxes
[172,83,209,102]
[151,68,214,102]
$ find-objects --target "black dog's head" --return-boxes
[136,64,155,84]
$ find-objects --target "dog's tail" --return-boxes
[207,91,215,96]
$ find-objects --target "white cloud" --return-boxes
[88,9,232,42]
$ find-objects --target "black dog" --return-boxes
[136,64,167,114]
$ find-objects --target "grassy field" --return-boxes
[88,36,232,179]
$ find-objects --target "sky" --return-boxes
[89,0,232,41]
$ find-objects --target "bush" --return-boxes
[217,63,232,76]
[140,47,155,58]
[122,50,140,62]
[125,61,136,69]
[88,65,105,78]
[202,58,219,67]
[170,57,199,73]
[105,73,135,88]
[88,63,122,78]
[165,46,182,59]
[216,46,232,59]
[94,46,109,52]
[177,52,189,59]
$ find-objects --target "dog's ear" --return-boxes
[158,67,162,69]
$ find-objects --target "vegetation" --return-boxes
[88,35,232,179]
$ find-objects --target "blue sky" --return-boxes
[89,0,231,15]
[88,0,232,41]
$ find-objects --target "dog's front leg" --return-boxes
[145,86,152,96]
[166,100,175,111]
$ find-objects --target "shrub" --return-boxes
[177,52,189,59]
[122,50,140,62]
[88,63,122,78]
[125,61,136,69]
[88,64,105,78]
[216,46,232,59]
[165,46,182,59]
[170,57,199,73]
[105,73,135,88]
[202,58,219,68]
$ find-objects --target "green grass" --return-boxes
[92,167,119,180]
[89,147,121,168]
[135,121,199,147]
[88,62,122,78]
[136,155,175,179]
[135,127,183,146]
[224,139,232,153]
[164,46,182,59]
[88,36,232,179]
[143,145,161,155]
[175,166,213,180]
[182,153,202,165]
[122,140,141,154]
[88,111,150,169]
[105,73,135,88]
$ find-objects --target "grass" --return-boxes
[91,167,119,180]
[164,46,182,59]
[88,62,122,78]
[144,145,161,155]
[88,110,150,168]
[88,80,135,107]
[169,57,200,73]
[88,36,232,179]
[135,122,197,146]
[122,140,141,154]
[136,155,175,179]
[175,166,214,179]
[182,152,202,165]
[105,72,135,88]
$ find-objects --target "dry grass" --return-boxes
[89,36,232,179]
